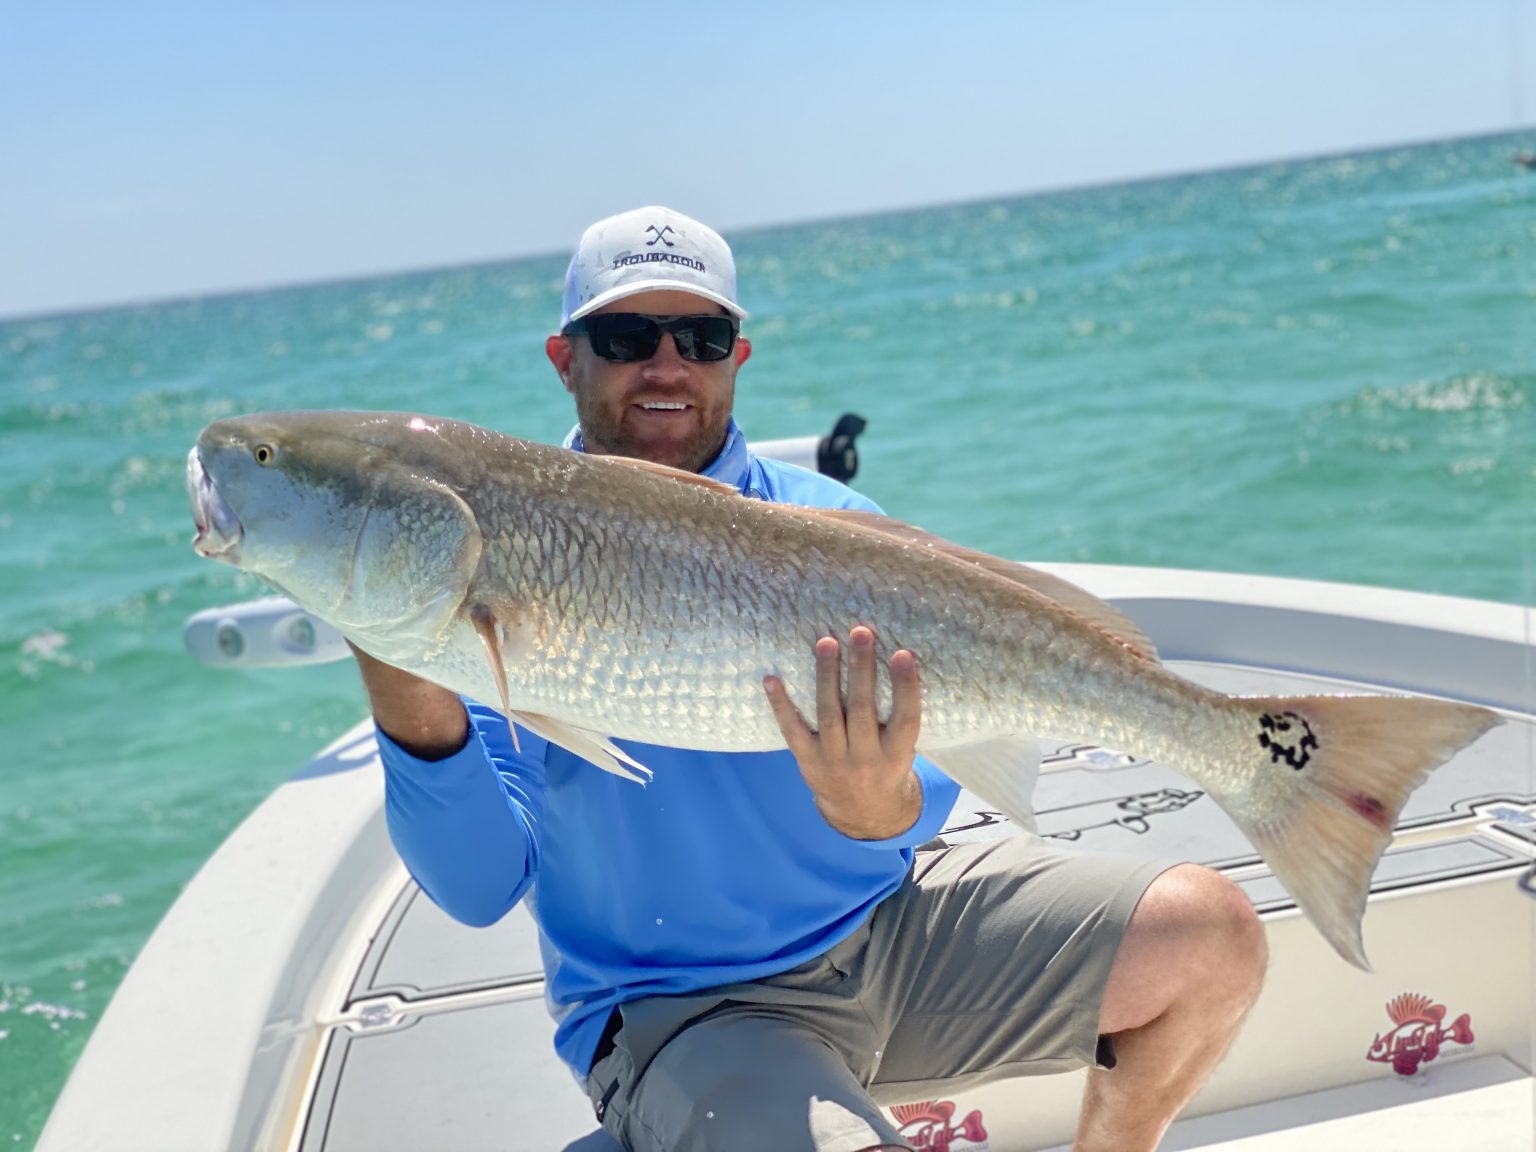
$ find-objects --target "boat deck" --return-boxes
[297,664,1536,1150]
[38,567,1536,1151]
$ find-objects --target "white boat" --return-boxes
[37,426,1535,1151]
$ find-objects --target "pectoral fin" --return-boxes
[470,602,522,754]
[922,737,1043,832]
[464,600,652,784]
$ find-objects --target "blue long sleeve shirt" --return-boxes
[378,420,961,1078]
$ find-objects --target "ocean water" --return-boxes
[2,132,1533,1144]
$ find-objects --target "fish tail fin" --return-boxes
[1224,694,1500,970]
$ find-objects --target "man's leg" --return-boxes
[620,1011,911,1152]
[1072,863,1269,1152]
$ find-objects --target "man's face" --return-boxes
[546,289,752,473]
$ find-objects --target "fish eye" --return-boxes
[253,444,276,466]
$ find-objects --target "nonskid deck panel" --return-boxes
[302,658,1533,1150]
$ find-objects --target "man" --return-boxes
[354,206,1268,1152]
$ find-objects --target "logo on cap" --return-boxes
[645,224,676,248]
[611,250,705,272]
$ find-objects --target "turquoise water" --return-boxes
[2,132,1533,1144]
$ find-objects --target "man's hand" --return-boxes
[349,642,471,761]
[763,625,923,840]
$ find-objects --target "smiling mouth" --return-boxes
[636,401,691,412]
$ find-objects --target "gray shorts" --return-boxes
[585,834,1173,1152]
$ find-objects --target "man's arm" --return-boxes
[352,643,470,760]
[353,644,544,927]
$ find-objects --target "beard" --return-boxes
[572,390,734,474]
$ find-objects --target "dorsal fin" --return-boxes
[590,453,740,496]
[792,507,1161,662]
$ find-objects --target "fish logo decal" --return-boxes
[890,1099,988,1150]
[1367,992,1474,1076]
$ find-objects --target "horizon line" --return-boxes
[5,124,1532,327]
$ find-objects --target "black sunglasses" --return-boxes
[562,313,739,363]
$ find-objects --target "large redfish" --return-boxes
[186,410,1501,968]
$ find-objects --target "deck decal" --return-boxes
[941,789,1206,841]
[1040,788,1206,841]
[942,810,1006,836]
[1366,993,1474,1076]
[1041,743,1151,771]
[1257,711,1317,770]
[890,1100,989,1150]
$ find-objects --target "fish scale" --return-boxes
[188,410,1502,969]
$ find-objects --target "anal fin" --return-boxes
[922,737,1042,832]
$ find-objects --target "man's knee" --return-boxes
[1154,864,1268,997]
[1101,864,1266,1035]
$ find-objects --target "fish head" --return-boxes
[187,411,484,650]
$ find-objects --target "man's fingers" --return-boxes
[763,674,817,762]
[814,634,846,747]
[844,626,883,758]
[769,630,923,788]
[884,647,923,754]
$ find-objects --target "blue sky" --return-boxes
[4,1,1533,318]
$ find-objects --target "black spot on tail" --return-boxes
[1258,710,1318,771]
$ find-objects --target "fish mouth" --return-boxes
[186,448,244,562]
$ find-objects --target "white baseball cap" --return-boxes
[560,206,747,329]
